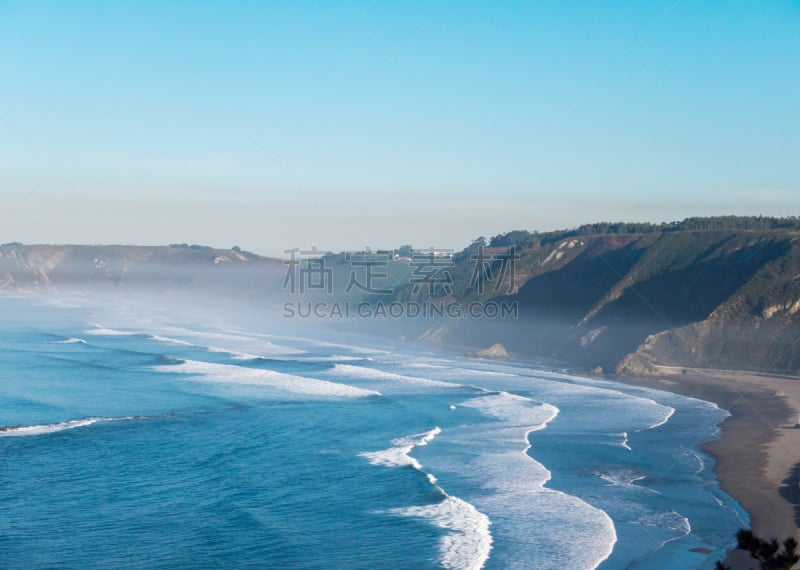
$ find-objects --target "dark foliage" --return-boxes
[487,216,800,250]
[716,528,799,570]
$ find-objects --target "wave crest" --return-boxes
[155,359,381,398]
[0,416,144,437]
[362,426,493,570]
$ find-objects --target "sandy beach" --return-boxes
[617,368,800,543]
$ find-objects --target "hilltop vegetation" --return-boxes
[486,215,800,249]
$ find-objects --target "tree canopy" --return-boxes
[487,216,800,250]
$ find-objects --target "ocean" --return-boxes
[0,296,746,569]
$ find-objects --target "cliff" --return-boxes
[0,243,285,296]
[6,218,800,376]
[396,224,800,376]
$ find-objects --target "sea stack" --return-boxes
[467,343,509,360]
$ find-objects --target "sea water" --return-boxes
[0,296,746,568]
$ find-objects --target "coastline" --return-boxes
[615,368,800,542]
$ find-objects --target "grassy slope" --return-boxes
[415,230,799,374]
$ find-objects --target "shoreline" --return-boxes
[615,368,800,542]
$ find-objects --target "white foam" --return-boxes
[177,330,306,356]
[52,338,87,344]
[330,364,459,388]
[451,367,677,435]
[437,391,618,568]
[150,333,276,360]
[390,496,492,570]
[286,337,389,355]
[143,332,273,360]
[641,406,675,431]
[637,510,692,553]
[149,335,195,346]
[206,346,261,360]
[461,392,559,493]
[362,427,493,570]
[154,359,380,398]
[174,330,260,343]
[443,367,518,378]
[683,449,706,474]
[0,416,129,437]
[98,324,308,359]
[295,355,371,362]
[84,326,135,336]
[461,391,560,434]
[595,467,647,487]
[145,326,308,356]
[229,353,261,361]
[360,427,442,470]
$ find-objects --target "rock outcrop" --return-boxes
[467,343,509,360]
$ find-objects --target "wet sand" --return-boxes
[617,368,800,542]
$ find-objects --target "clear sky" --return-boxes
[1,1,798,256]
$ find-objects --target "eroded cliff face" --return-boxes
[408,231,800,376]
[0,245,70,288]
[616,237,800,375]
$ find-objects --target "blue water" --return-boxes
[0,296,746,568]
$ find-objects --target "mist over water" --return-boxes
[0,294,745,568]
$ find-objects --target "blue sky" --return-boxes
[1,1,798,256]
